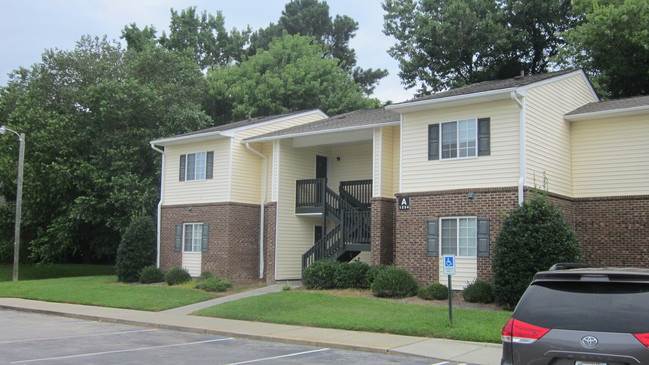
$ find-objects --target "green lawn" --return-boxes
[195,291,511,343]
[0,275,217,311]
[0,264,115,281]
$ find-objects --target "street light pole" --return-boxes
[0,126,25,282]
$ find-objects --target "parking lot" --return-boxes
[0,310,472,365]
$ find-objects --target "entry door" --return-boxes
[316,155,327,179]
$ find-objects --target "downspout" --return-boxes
[149,142,165,268]
[245,143,267,279]
[511,91,525,205]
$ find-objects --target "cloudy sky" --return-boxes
[0,0,414,103]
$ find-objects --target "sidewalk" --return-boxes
[0,287,502,365]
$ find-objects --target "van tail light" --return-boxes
[633,333,649,347]
[502,318,550,344]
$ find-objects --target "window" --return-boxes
[174,223,209,253]
[426,217,490,257]
[428,118,490,160]
[179,151,214,181]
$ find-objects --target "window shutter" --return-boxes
[477,218,490,257]
[428,124,440,160]
[179,155,186,181]
[201,224,209,253]
[174,224,183,252]
[478,118,490,156]
[426,220,439,257]
[206,151,214,179]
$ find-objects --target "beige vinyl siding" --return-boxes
[182,252,202,277]
[400,100,520,193]
[525,75,598,196]
[438,257,477,290]
[328,142,373,190]
[572,115,649,197]
[373,126,399,198]
[275,140,330,279]
[162,139,230,205]
[393,126,400,194]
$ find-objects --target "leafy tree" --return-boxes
[206,34,380,123]
[383,0,575,95]
[560,0,649,98]
[116,216,156,283]
[0,36,212,263]
[492,192,581,309]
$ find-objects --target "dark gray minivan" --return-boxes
[501,267,649,365]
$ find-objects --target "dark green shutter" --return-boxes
[477,218,490,257]
[201,224,209,253]
[174,224,183,252]
[426,220,438,256]
[428,124,440,160]
[179,154,186,181]
[206,151,214,179]
[478,118,490,156]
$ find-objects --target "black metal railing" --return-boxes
[295,178,326,213]
[302,225,342,270]
[339,179,372,211]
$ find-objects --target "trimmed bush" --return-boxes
[165,267,192,286]
[462,280,494,303]
[199,271,214,281]
[302,260,339,289]
[418,283,449,300]
[334,261,370,289]
[138,265,165,284]
[363,264,389,289]
[371,266,419,298]
[195,277,232,292]
[115,216,156,283]
[493,192,582,309]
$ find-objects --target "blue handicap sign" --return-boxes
[442,255,456,275]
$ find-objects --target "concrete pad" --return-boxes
[391,338,502,365]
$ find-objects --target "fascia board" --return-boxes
[150,131,228,146]
[565,105,649,121]
[242,120,400,143]
[224,109,328,134]
[385,88,515,113]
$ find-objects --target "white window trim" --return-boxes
[439,216,478,258]
[439,117,478,161]
[183,222,203,253]
[183,151,208,182]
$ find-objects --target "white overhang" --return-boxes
[565,105,649,121]
[150,130,232,147]
[385,88,515,113]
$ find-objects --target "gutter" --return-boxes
[149,142,165,268]
[245,143,267,279]
[511,91,525,205]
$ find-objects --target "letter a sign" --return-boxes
[398,197,410,211]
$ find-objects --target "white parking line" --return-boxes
[222,348,331,364]
[11,338,233,364]
[0,329,157,344]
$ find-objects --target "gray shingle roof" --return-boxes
[566,95,649,116]
[392,69,580,106]
[244,108,400,142]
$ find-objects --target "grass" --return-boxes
[195,291,511,343]
[0,264,115,282]
[0,275,217,311]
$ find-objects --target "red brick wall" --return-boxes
[160,202,260,279]
[371,197,396,266]
[264,202,277,283]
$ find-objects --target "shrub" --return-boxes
[371,266,419,298]
[462,280,494,303]
[334,261,370,289]
[418,283,449,300]
[115,216,156,283]
[302,260,339,289]
[165,267,192,286]
[138,265,165,284]
[195,277,232,292]
[199,271,214,281]
[363,264,389,289]
[492,192,581,309]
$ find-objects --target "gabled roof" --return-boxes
[244,108,400,143]
[386,69,595,112]
[151,109,327,146]
[565,95,649,121]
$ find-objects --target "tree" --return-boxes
[115,216,156,283]
[560,0,649,98]
[248,0,387,94]
[383,0,575,95]
[492,192,582,309]
[206,34,380,124]
[0,36,212,263]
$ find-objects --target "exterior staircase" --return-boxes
[296,179,372,270]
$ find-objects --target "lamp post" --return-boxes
[0,126,25,282]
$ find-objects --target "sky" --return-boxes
[0,0,415,103]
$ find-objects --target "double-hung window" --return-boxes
[426,217,490,257]
[174,223,209,253]
[179,151,214,181]
[429,118,490,160]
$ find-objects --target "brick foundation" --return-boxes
[160,202,260,279]
[371,197,396,266]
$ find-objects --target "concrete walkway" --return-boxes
[0,288,502,365]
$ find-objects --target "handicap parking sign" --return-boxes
[443,255,456,275]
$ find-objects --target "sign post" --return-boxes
[442,255,456,323]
